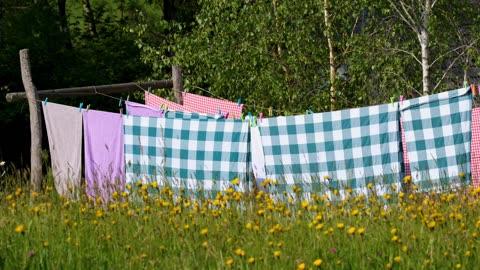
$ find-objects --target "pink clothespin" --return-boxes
[259,112,263,123]
[400,95,404,105]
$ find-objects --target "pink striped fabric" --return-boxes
[471,108,480,188]
[400,118,411,177]
[144,91,187,111]
[182,92,243,119]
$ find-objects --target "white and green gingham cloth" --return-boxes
[123,116,250,197]
[400,87,471,190]
[257,103,403,198]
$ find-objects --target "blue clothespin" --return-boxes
[218,109,222,115]
[308,109,314,114]
[237,98,242,107]
[43,97,48,106]
[78,103,83,112]
[126,109,130,116]
[86,104,91,112]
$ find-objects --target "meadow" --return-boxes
[1,166,479,269]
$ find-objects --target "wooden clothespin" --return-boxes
[471,83,476,96]
[268,107,273,117]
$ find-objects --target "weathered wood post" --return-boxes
[172,65,184,105]
[20,49,42,192]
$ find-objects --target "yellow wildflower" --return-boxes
[231,178,239,185]
[235,248,245,256]
[403,175,412,184]
[297,263,306,270]
[226,258,234,267]
[248,257,255,264]
[200,228,208,235]
[15,224,25,234]
[313,259,323,267]
[393,256,401,263]
[273,250,281,258]
[337,223,345,230]
[347,227,356,235]
[357,228,365,235]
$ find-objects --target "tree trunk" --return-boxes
[172,65,184,105]
[58,0,72,49]
[163,0,174,22]
[82,0,97,37]
[324,0,336,110]
[420,38,430,96]
[20,49,43,192]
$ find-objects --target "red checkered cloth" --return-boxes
[400,118,411,177]
[182,92,243,119]
[144,91,187,111]
[471,108,480,188]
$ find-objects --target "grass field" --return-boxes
[1,167,479,269]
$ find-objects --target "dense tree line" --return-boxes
[0,0,479,165]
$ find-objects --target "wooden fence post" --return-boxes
[20,49,42,192]
[172,65,184,105]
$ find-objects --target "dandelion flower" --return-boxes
[403,175,412,184]
[43,241,49,247]
[200,228,208,235]
[313,259,323,267]
[456,264,461,269]
[297,263,306,270]
[202,241,208,248]
[357,228,365,235]
[231,178,239,185]
[459,172,465,178]
[226,258,234,267]
[248,257,255,264]
[393,256,401,263]
[386,263,392,269]
[235,248,245,256]
[15,224,25,234]
[347,227,356,235]
[273,250,281,258]
[336,223,345,230]
[427,221,436,230]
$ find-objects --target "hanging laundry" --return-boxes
[182,92,243,119]
[124,116,250,198]
[470,108,480,188]
[83,109,125,202]
[250,126,267,190]
[42,102,83,199]
[126,101,165,117]
[400,119,411,176]
[257,103,403,199]
[165,110,224,120]
[144,90,186,111]
[401,87,471,190]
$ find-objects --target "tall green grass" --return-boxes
[0,167,479,269]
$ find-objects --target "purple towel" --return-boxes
[83,109,125,201]
[42,102,82,199]
[126,101,165,117]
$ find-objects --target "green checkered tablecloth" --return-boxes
[400,87,471,190]
[258,103,403,199]
[123,116,250,197]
